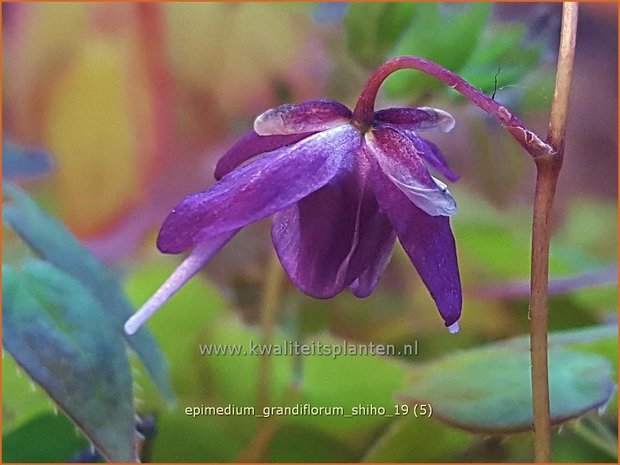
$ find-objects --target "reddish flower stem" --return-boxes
[354,4,579,462]
[353,56,554,160]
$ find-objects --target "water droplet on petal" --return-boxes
[448,322,460,334]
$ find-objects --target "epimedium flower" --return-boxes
[125,73,463,336]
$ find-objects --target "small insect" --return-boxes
[491,66,502,100]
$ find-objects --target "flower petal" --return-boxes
[157,125,360,254]
[375,106,455,133]
[394,127,460,182]
[214,130,316,181]
[348,218,396,298]
[254,99,352,136]
[369,165,462,327]
[125,230,238,334]
[271,162,364,299]
[272,155,393,299]
[365,127,457,217]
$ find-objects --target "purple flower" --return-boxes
[125,97,462,335]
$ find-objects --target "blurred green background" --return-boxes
[2,3,618,463]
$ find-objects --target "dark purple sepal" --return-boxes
[214,130,315,181]
[158,125,361,254]
[368,160,462,327]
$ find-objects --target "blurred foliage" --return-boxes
[345,3,417,69]
[3,260,135,461]
[346,3,546,105]
[3,184,172,400]
[398,326,616,433]
[2,2,617,463]
[2,413,89,463]
[2,185,171,461]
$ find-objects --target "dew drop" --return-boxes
[448,322,460,334]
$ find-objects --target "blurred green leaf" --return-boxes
[557,198,618,260]
[453,192,606,280]
[345,3,416,69]
[294,334,408,442]
[151,410,247,462]
[2,413,88,463]
[2,354,55,432]
[2,183,172,401]
[269,424,356,462]
[200,316,295,408]
[398,326,616,433]
[458,24,542,97]
[2,139,53,181]
[385,4,490,99]
[362,416,470,462]
[2,260,136,462]
[499,325,617,352]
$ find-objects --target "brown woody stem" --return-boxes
[530,3,578,462]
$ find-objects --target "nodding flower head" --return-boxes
[125,64,463,336]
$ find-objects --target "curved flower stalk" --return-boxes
[125,72,465,335]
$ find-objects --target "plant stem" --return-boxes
[354,4,578,463]
[353,56,553,160]
[529,162,558,463]
[256,251,285,411]
[530,4,578,462]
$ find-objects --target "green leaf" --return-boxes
[269,424,356,462]
[458,23,543,96]
[362,416,470,462]
[150,410,248,462]
[199,316,295,408]
[192,314,409,447]
[2,183,173,401]
[345,3,416,69]
[385,4,491,98]
[397,326,616,433]
[295,334,408,442]
[2,354,55,432]
[498,325,618,352]
[2,260,136,461]
[453,192,605,279]
[2,413,88,463]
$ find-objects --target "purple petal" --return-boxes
[375,106,455,133]
[125,230,237,334]
[348,220,396,298]
[368,162,462,327]
[393,127,460,182]
[254,99,352,136]
[272,155,394,299]
[158,125,361,254]
[365,127,457,217]
[214,130,316,181]
[271,161,365,299]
